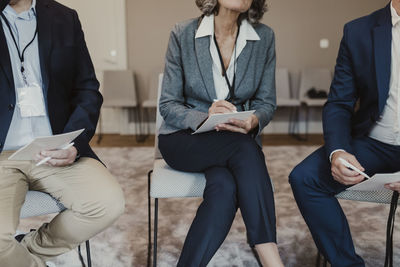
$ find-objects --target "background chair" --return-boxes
[275,68,301,137]
[315,190,400,267]
[147,74,263,267]
[20,191,92,267]
[98,70,143,143]
[298,68,332,139]
[141,72,161,139]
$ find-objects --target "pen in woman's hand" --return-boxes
[212,99,237,113]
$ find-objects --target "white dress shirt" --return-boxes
[331,1,400,160]
[1,0,53,151]
[369,1,400,145]
[195,15,260,100]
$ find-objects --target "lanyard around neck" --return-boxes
[1,11,38,85]
[213,26,240,102]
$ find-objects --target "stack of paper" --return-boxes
[8,129,84,161]
[193,111,255,134]
[348,172,400,192]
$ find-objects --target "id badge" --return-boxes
[16,83,47,117]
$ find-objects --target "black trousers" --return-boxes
[159,130,276,267]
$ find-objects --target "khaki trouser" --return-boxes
[0,151,125,267]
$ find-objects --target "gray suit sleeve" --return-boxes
[159,25,208,131]
[250,29,277,136]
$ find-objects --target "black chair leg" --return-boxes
[78,244,86,267]
[289,107,296,137]
[97,110,103,144]
[304,105,310,141]
[77,240,91,267]
[147,170,153,267]
[294,106,301,138]
[315,251,321,267]
[153,198,159,267]
[315,251,329,267]
[86,240,92,267]
[134,107,145,143]
[143,108,151,141]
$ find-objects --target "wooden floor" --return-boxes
[90,134,324,147]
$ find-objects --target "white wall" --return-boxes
[58,0,130,134]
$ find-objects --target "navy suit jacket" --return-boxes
[323,3,393,158]
[0,0,102,160]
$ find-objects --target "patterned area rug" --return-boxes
[18,146,400,267]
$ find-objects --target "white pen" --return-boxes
[36,142,75,167]
[338,157,370,179]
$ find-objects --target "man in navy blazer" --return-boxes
[290,1,400,266]
[0,0,124,266]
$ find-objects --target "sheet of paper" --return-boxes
[347,172,400,192]
[193,110,255,135]
[8,129,85,161]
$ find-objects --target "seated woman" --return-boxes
[158,0,283,266]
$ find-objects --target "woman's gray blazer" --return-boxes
[158,17,276,145]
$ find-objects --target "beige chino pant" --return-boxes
[0,151,125,267]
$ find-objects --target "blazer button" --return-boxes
[8,104,14,110]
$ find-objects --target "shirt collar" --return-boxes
[195,14,260,41]
[391,1,400,27]
[3,0,36,21]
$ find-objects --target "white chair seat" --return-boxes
[20,191,66,219]
[277,98,300,107]
[150,159,206,199]
[142,99,158,108]
[336,190,400,204]
[301,98,327,107]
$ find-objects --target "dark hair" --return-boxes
[195,0,268,24]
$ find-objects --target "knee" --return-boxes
[229,135,263,167]
[103,187,125,222]
[235,135,260,155]
[99,186,125,223]
[76,185,125,224]
[205,174,237,208]
[208,175,236,199]
[289,163,307,187]
[289,161,319,194]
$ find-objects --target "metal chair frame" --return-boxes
[21,191,92,267]
[314,191,399,267]
[147,170,262,267]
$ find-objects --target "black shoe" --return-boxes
[15,229,35,242]
[14,233,26,242]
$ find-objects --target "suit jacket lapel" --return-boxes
[235,41,254,95]
[195,36,217,100]
[0,22,14,89]
[373,4,392,114]
[36,0,53,100]
[235,41,254,92]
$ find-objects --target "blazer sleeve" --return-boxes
[249,29,277,136]
[323,24,358,158]
[62,10,102,155]
[159,24,209,132]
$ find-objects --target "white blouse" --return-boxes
[195,15,260,100]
